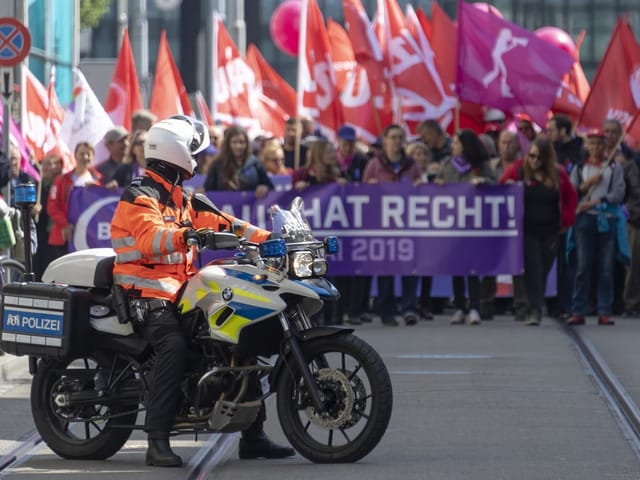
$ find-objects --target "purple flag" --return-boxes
[455,0,573,127]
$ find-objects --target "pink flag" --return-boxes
[298,0,343,138]
[456,0,574,128]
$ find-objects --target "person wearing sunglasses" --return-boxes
[500,135,577,326]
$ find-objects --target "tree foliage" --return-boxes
[80,0,113,29]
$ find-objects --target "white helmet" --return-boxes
[144,115,210,175]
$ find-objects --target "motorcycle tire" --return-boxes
[276,333,392,463]
[31,355,138,460]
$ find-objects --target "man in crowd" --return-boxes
[97,126,129,188]
[417,119,451,164]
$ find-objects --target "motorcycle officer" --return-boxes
[110,115,295,467]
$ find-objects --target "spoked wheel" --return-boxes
[31,355,139,460]
[0,258,25,289]
[276,333,393,463]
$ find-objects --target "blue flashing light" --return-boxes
[324,236,339,255]
[260,238,287,258]
[15,183,37,205]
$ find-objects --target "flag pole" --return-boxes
[454,97,460,132]
[294,0,309,171]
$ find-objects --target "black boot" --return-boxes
[146,437,182,467]
[239,431,295,459]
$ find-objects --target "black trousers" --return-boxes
[137,303,266,437]
[524,232,559,313]
[136,305,188,436]
[452,276,480,312]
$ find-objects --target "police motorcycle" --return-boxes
[0,193,393,464]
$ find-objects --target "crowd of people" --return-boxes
[6,108,640,329]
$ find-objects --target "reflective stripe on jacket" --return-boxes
[111,169,270,302]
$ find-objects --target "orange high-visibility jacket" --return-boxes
[111,169,270,302]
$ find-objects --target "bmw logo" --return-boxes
[221,287,233,301]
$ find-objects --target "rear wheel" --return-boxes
[276,334,392,463]
[0,258,25,289]
[31,355,139,460]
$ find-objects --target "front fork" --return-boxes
[278,310,327,412]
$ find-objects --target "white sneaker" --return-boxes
[468,309,481,325]
[450,309,466,325]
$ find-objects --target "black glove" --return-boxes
[183,229,203,248]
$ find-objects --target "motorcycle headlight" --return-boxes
[290,251,314,278]
[312,259,328,276]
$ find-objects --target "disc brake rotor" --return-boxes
[305,368,354,429]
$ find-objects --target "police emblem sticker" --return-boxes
[221,288,233,301]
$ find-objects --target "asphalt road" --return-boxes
[1,315,640,480]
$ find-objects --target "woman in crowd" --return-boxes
[291,138,345,325]
[407,141,437,320]
[114,129,146,187]
[437,129,495,325]
[500,135,577,326]
[292,139,346,189]
[204,126,273,198]
[47,142,102,260]
[261,143,292,176]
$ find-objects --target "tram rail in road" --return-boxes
[0,430,42,477]
[563,322,640,459]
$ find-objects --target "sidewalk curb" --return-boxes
[0,354,30,383]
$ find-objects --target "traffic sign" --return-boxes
[0,66,13,104]
[0,17,30,66]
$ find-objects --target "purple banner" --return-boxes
[67,182,523,276]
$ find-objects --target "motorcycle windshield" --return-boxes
[270,197,314,242]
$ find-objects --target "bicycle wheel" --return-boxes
[0,258,26,289]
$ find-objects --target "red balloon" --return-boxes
[270,0,301,57]
[472,2,503,18]
[535,26,576,58]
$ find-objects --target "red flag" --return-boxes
[298,0,343,137]
[579,19,640,130]
[343,0,386,93]
[430,2,456,94]
[193,90,214,126]
[548,30,590,120]
[213,15,259,131]
[627,110,640,147]
[104,29,142,131]
[430,3,484,133]
[253,94,287,139]
[150,30,194,120]
[23,67,72,173]
[456,1,573,128]
[246,44,297,119]
[375,0,456,134]
[327,19,379,141]
[343,0,392,134]
[415,7,432,42]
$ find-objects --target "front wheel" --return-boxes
[276,334,393,463]
[31,355,139,460]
